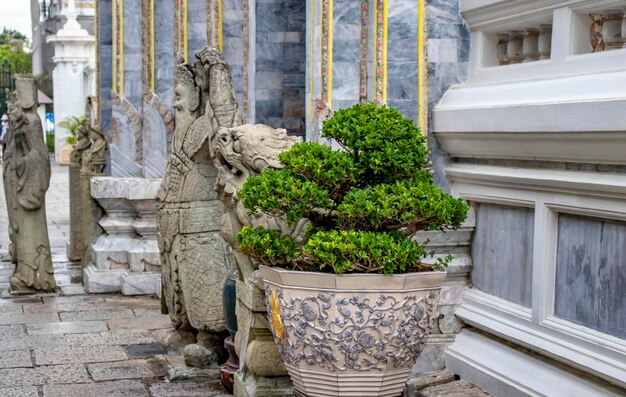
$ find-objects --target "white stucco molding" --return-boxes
[445,164,626,389]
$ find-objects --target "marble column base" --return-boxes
[233,371,293,397]
[83,264,161,295]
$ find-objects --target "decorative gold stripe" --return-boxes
[119,0,124,96]
[219,0,223,51]
[417,0,426,134]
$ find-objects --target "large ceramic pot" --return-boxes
[260,266,446,397]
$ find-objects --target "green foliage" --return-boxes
[58,116,87,145]
[237,226,301,267]
[321,103,430,185]
[0,28,31,74]
[238,168,333,225]
[236,103,470,274]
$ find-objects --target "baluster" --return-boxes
[497,33,510,65]
[507,31,524,64]
[603,10,625,50]
[523,29,540,62]
[622,10,626,48]
[539,25,552,60]
[589,13,606,52]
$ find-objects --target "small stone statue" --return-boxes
[3,78,56,293]
[68,119,92,261]
[156,48,242,366]
[81,125,106,175]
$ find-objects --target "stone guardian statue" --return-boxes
[3,78,56,293]
[156,48,242,366]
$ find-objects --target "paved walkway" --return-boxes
[0,294,230,397]
[0,163,231,396]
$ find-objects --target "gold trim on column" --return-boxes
[374,0,386,103]
[119,0,125,96]
[219,0,223,51]
[417,0,426,134]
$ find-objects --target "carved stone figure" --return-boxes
[212,124,303,396]
[81,125,107,175]
[3,78,56,293]
[156,48,242,365]
[68,120,92,261]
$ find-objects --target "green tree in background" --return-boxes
[0,28,32,74]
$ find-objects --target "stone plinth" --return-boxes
[84,177,161,295]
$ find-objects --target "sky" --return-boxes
[0,1,33,39]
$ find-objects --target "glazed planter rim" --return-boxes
[260,265,447,292]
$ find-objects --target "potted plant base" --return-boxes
[261,266,446,397]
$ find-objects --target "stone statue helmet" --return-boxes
[174,64,201,115]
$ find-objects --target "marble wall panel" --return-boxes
[154,0,175,107]
[123,0,143,108]
[555,214,626,339]
[188,0,208,58]
[332,0,360,106]
[223,0,245,108]
[254,0,306,135]
[426,0,470,191]
[472,203,534,308]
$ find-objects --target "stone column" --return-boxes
[47,0,95,161]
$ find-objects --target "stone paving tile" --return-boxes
[0,364,90,386]
[42,295,105,305]
[0,335,68,351]
[44,380,149,397]
[66,329,158,346]
[34,345,128,365]
[125,343,167,358]
[0,312,59,325]
[107,316,171,331]
[132,308,165,317]
[0,303,23,315]
[24,301,113,314]
[421,380,492,397]
[0,324,27,337]
[0,350,33,368]
[88,358,167,381]
[0,386,39,397]
[60,309,135,321]
[149,380,232,397]
[104,296,162,309]
[27,320,108,335]
[69,329,156,345]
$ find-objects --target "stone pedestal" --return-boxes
[84,177,161,295]
[233,277,292,397]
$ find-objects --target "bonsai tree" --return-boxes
[236,103,469,274]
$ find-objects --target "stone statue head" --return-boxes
[174,64,201,114]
